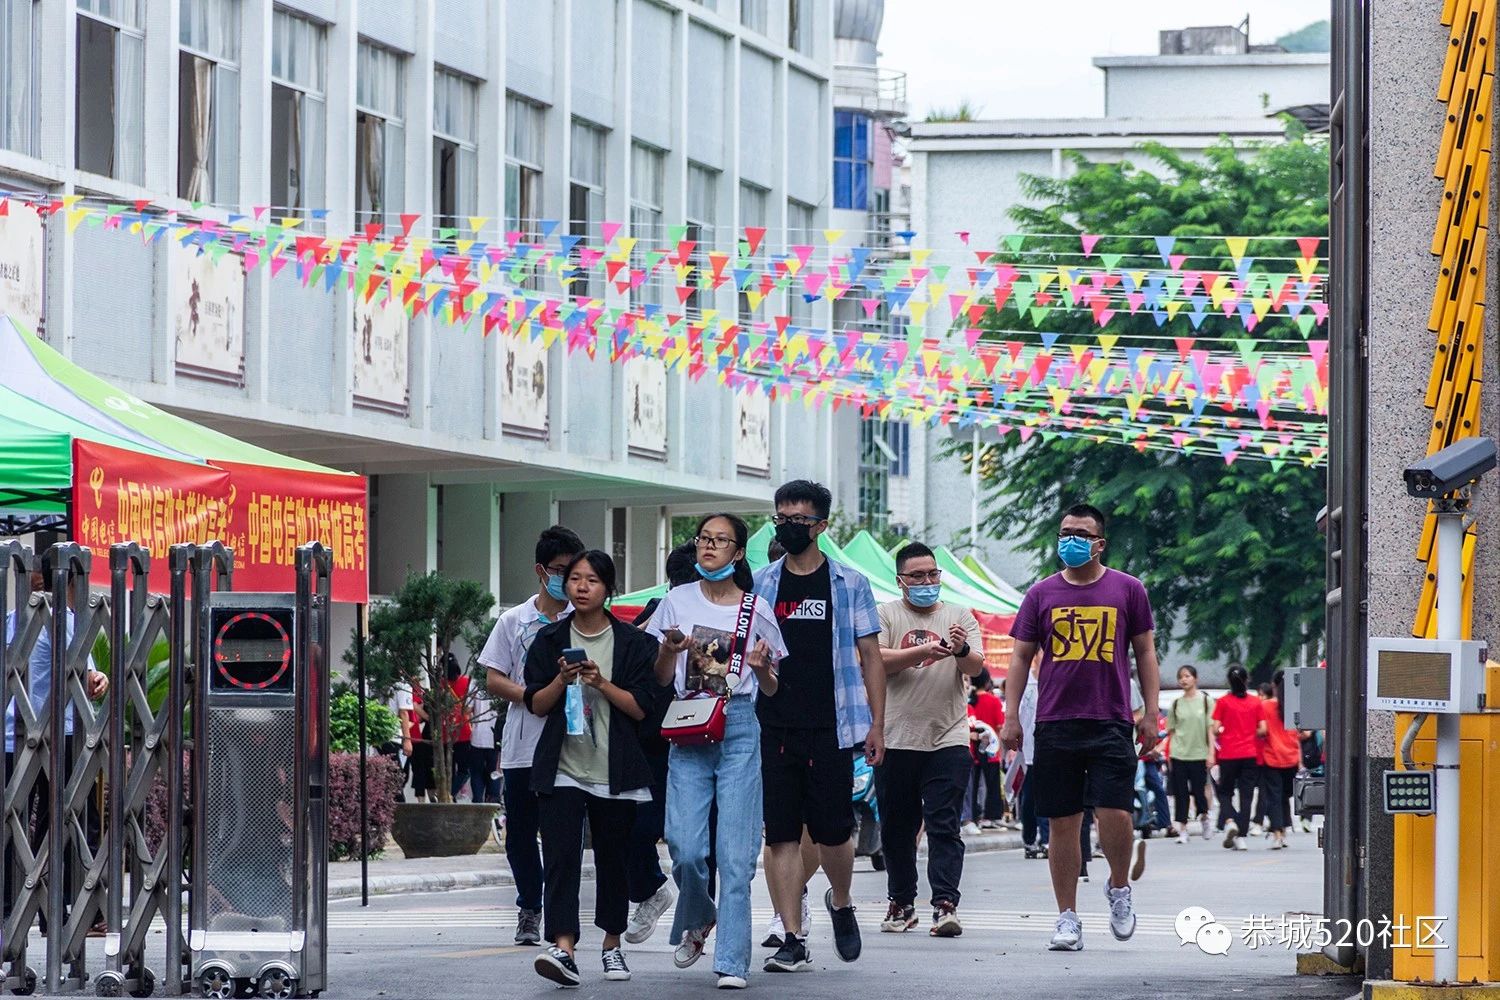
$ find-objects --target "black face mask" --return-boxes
[774,522,815,555]
[967,689,980,706]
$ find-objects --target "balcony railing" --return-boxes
[833,63,908,119]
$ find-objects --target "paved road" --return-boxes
[13,827,1361,998]
[318,827,1359,1000]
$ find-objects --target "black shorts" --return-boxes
[1031,719,1138,818]
[760,725,855,847]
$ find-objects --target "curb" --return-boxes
[328,830,1028,901]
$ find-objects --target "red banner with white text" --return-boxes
[71,440,369,602]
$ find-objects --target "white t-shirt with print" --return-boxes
[478,595,570,770]
[644,582,786,698]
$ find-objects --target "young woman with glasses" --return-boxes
[647,514,786,990]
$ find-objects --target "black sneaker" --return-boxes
[763,935,812,973]
[824,887,862,962]
[535,946,581,987]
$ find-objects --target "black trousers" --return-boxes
[970,758,1003,822]
[1218,758,1258,833]
[1169,759,1209,824]
[537,785,635,944]
[1019,766,1049,847]
[1261,765,1298,831]
[627,751,670,904]
[876,746,970,908]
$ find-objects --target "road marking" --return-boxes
[429,946,531,959]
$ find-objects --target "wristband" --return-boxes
[953,642,971,659]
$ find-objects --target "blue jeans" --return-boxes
[666,695,762,978]
[502,767,544,912]
[1142,759,1171,830]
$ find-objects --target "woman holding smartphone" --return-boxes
[648,514,784,990]
[524,550,659,988]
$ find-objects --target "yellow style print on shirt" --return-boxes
[1050,606,1118,663]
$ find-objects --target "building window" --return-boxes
[433,67,477,233]
[356,41,406,231]
[685,163,717,318]
[834,110,871,211]
[1,0,40,156]
[270,9,326,218]
[787,198,815,327]
[505,94,545,237]
[788,0,808,54]
[858,420,909,529]
[737,181,767,326]
[630,142,665,308]
[568,119,606,298]
[178,0,240,204]
[76,0,145,183]
[740,0,766,34]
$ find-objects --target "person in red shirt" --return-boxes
[966,672,1005,829]
[443,652,475,800]
[1256,670,1302,849]
[1211,665,1262,850]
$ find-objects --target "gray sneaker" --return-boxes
[1106,883,1137,941]
[515,907,542,946]
[624,882,675,944]
[1049,909,1083,951]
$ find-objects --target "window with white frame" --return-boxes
[787,198,815,327]
[629,142,664,308]
[568,120,606,298]
[178,0,240,204]
[788,0,809,54]
[356,41,406,230]
[505,94,544,237]
[1,0,40,156]
[685,163,717,318]
[76,0,145,183]
[737,182,767,325]
[740,0,767,34]
[433,67,477,233]
[270,9,326,218]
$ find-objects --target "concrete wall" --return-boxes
[1100,58,1331,118]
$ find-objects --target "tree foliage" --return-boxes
[972,127,1328,678]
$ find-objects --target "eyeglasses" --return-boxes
[1057,531,1103,541]
[771,514,823,527]
[544,563,572,576]
[695,535,736,550]
[898,570,942,584]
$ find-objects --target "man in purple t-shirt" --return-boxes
[999,503,1160,953]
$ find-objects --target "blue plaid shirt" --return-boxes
[753,556,881,749]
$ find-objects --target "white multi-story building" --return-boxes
[902,22,1331,586]
[0,0,856,605]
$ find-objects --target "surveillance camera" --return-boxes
[1403,436,1498,498]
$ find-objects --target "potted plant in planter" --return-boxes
[355,570,497,858]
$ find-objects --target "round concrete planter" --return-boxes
[390,802,500,859]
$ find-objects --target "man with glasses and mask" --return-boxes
[999,503,1160,954]
[874,542,984,939]
[752,480,886,973]
[480,525,586,945]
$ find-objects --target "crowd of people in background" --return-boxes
[365,484,1324,988]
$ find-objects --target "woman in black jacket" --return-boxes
[523,549,659,988]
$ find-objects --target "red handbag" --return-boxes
[660,591,757,747]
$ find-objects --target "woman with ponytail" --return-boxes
[1211,664,1263,850]
[1255,670,1302,849]
[647,514,786,989]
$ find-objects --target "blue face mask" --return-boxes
[906,584,942,608]
[696,560,737,582]
[1057,535,1096,569]
[545,574,567,602]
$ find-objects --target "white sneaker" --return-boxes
[1130,838,1147,881]
[624,882,675,944]
[961,822,981,836]
[1235,838,1249,852]
[1049,909,1083,951]
[1200,815,1212,839]
[1106,883,1137,941]
[1177,830,1189,845]
[762,912,785,949]
[800,888,811,934]
[716,973,748,989]
[674,924,713,969]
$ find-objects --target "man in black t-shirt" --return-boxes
[752,480,885,974]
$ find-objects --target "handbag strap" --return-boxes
[723,589,758,692]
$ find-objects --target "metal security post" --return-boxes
[0,541,38,995]
[295,543,333,997]
[1432,502,1464,983]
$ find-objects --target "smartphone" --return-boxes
[562,647,587,664]
[664,628,686,644]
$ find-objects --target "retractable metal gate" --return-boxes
[0,539,332,998]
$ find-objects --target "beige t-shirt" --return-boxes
[557,623,616,791]
[879,600,983,752]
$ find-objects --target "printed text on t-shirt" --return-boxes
[1049,606,1117,663]
[776,599,828,621]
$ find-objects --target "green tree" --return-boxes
[348,571,495,802]
[1276,20,1331,53]
[969,126,1328,679]
[925,99,983,124]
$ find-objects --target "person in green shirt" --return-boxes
[1165,665,1215,843]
